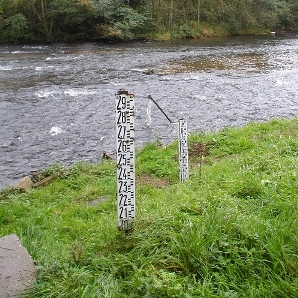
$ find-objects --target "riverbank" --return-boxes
[0,25,272,45]
[2,35,298,189]
[0,26,276,44]
[2,0,298,44]
[1,118,298,297]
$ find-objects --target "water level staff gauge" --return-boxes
[115,90,136,231]
[178,119,189,182]
[147,95,189,182]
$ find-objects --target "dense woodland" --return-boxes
[0,0,298,43]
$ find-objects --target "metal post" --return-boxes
[148,95,173,123]
[115,90,136,231]
[178,119,189,182]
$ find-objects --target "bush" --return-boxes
[0,13,28,43]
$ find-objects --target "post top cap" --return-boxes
[117,89,129,95]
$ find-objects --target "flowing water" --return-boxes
[1,33,298,187]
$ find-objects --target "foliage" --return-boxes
[1,118,298,297]
[110,6,155,40]
[91,0,155,40]
[0,0,298,42]
[47,0,93,41]
[0,13,28,42]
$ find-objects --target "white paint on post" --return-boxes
[116,90,136,231]
[178,119,189,182]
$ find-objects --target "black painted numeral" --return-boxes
[118,140,127,153]
[119,180,128,192]
[119,207,128,219]
[117,96,127,110]
[117,111,126,124]
[119,194,128,206]
[118,167,127,179]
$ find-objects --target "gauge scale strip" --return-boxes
[116,90,136,231]
[178,119,189,182]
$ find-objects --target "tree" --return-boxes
[0,13,28,42]
[6,0,55,41]
[48,0,93,40]
[91,0,154,40]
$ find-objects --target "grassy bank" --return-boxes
[1,118,298,297]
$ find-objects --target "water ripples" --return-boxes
[1,34,298,187]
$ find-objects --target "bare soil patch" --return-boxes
[137,174,170,188]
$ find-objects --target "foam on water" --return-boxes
[50,127,65,136]
[35,90,59,98]
[0,66,13,70]
[64,89,97,97]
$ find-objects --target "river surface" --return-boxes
[1,33,298,187]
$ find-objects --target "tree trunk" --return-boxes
[32,0,53,41]
[169,0,173,29]
[197,0,200,24]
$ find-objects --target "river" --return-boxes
[1,33,298,188]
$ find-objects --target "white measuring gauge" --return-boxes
[178,119,189,182]
[115,90,136,231]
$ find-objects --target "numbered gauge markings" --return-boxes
[178,119,189,182]
[116,91,136,231]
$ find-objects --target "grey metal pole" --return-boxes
[148,95,174,124]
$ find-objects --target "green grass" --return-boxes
[1,118,298,297]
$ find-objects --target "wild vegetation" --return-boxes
[0,0,298,43]
[1,118,298,297]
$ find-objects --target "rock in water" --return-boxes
[14,176,33,190]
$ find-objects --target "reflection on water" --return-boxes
[1,34,298,187]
